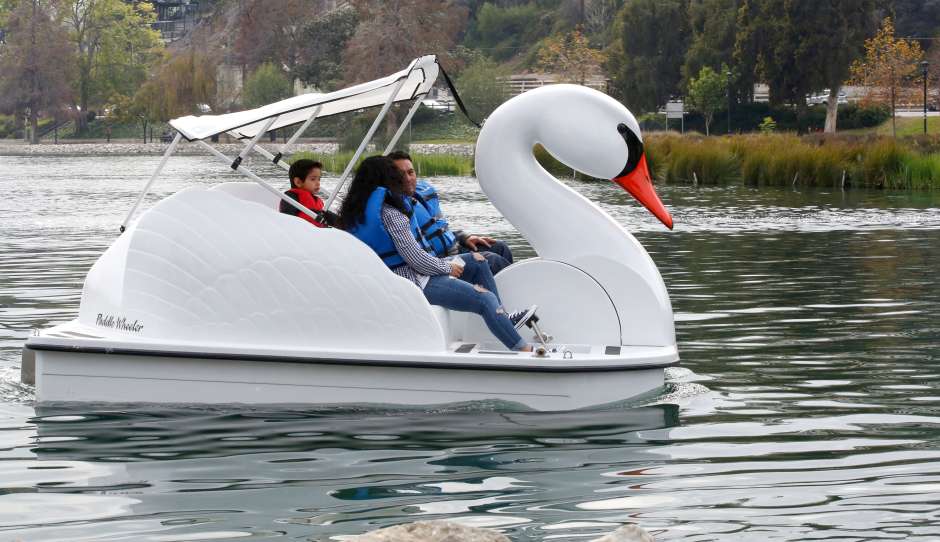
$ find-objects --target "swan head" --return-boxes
[524,84,673,230]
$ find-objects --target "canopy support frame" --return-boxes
[195,140,324,224]
[383,94,426,155]
[232,117,278,170]
[273,105,322,166]
[120,132,183,233]
[238,105,323,173]
[324,73,412,211]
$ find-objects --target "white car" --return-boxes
[807,90,848,105]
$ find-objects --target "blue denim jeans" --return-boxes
[423,255,525,350]
[458,240,514,275]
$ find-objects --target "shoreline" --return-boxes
[0,141,475,157]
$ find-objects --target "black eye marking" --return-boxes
[616,124,644,178]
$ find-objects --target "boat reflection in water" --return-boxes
[22,402,679,538]
[31,402,679,462]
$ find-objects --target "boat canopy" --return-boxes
[169,55,440,141]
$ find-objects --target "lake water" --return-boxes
[2,154,940,541]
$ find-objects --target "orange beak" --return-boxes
[612,154,673,230]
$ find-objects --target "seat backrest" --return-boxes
[211,182,281,210]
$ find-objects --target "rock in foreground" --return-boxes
[589,524,655,542]
[351,520,510,542]
[351,520,655,541]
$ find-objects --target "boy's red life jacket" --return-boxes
[280,188,328,228]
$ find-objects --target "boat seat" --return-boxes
[211,182,281,210]
[429,305,453,342]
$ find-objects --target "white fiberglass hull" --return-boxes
[27,331,676,411]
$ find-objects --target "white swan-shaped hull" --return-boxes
[25,86,678,410]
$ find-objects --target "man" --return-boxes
[388,150,514,274]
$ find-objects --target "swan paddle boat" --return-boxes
[23,55,678,410]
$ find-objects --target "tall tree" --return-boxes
[536,27,605,85]
[343,0,468,84]
[686,65,727,135]
[227,0,328,86]
[64,0,162,133]
[891,0,940,39]
[129,50,218,123]
[802,0,879,133]
[731,1,803,132]
[683,0,740,90]
[736,0,878,133]
[609,0,689,113]
[735,1,803,106]
[850,17,924,137]
[342,0,468,137]
[0,0,75,143]
[295,7,359,91]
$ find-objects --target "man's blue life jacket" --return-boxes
[347,187,432,268]
[413,181,457,257]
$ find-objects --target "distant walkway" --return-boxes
[0,140,475,157]
[895,110,940,117]
[0,140,339,157]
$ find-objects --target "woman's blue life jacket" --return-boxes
[412,181,457,257]
[347,186,433,269]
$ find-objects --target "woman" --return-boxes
[340,156,537,352]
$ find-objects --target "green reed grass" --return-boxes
[289,134,940,190]
[645,133,940,189]
[897,153,940,190]
[647,134,739,184]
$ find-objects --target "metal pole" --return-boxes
[283,105,321,151]
[195,140,323,224]
[923,60,929,135]
[726,71,732,134]
[121,132,183,232]
[251,144,291,172]
[232,116,278,169]
[324,74,412,211]
[245,106,325,172]
[383,96,425,154]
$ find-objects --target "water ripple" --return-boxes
[2,156,940,539]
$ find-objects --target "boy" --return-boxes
[280,159,338,228]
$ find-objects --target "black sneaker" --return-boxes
[508,305,539,330]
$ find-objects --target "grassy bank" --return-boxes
[293,133,940,190]
[646,132,940,189]
[845,115,940,138]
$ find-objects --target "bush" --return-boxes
[837,103,891,129]
[243,63,292,108]
[0,115,16,139]
[759,116,776,133]
[638,113,667,132]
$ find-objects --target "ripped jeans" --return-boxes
[422,254,526,350]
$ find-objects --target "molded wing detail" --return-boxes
[78,188,446,353]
